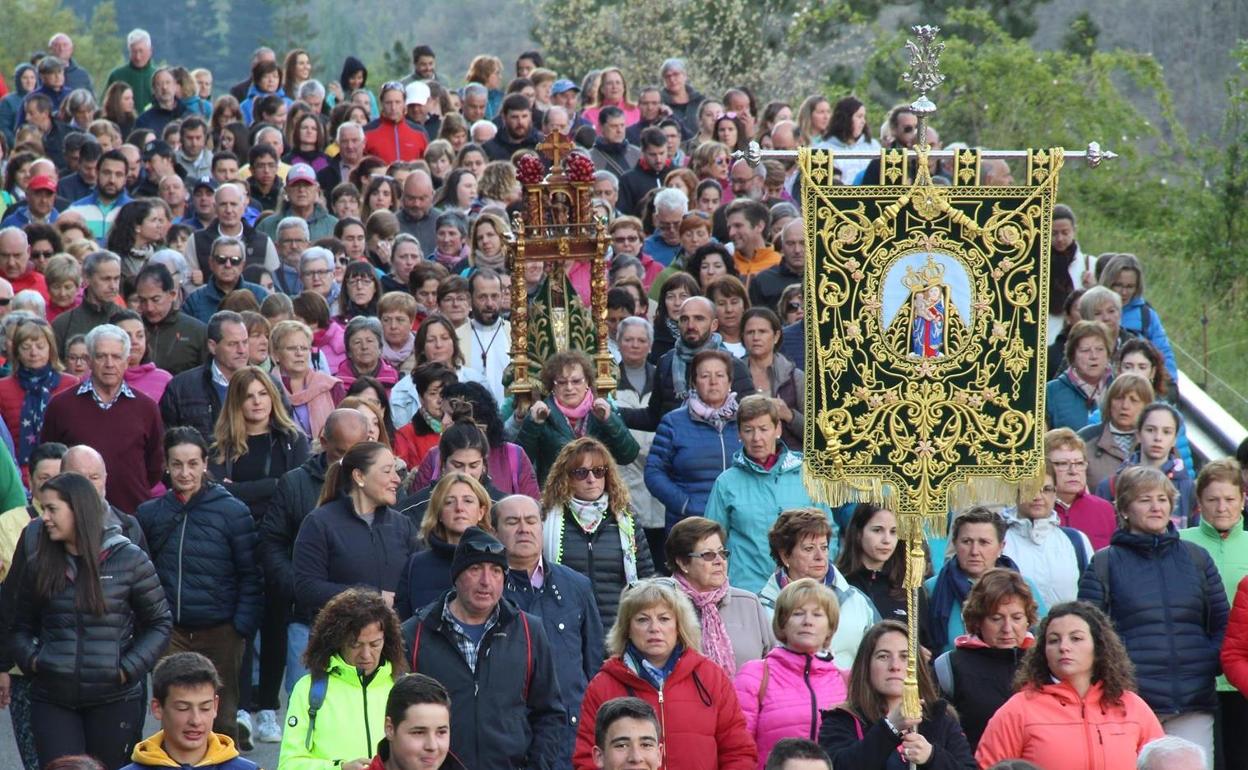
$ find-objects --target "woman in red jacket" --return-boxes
[0,319,77,479]
[976,601,1164,768]
[574,577,756,770]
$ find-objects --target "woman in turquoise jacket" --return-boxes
[705,394,840,594]
[279,587,407,770]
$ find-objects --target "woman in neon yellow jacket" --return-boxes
[278,587,408,770]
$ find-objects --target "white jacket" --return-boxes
[1001,506,1092,609]
[759,566,880,669]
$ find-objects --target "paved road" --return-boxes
[0,697,287,769]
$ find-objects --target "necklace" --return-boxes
[472,319,505,370]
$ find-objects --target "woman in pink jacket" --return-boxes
[976,601,1164,769]
[734,578,848,769]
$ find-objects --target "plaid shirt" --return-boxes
[440,594,500,673]
[76,378,136,411]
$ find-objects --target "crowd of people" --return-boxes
[0,25,1236,770]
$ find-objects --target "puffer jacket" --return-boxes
[645,405,742,528]
[758,567,879,669]
[1094,450,1197,529]
[1121,295,1178,382]
[934,634,1033,751]
[1045,371,1099,432]
[975,681,1165,770]
[1184,519,1248,691]
[734,646,848,770]
[279,655,395,770]
[159,363,224,442]
[574,650,757,770]
[394,533,456,620]
[1221,574,1248,695]
[10,527,172,708]
[705,447,835,594]
[136,482,263,636]
[1078,524,1229,714]
[1000,505,1091,607]
[517,396,640,484]
[818,700,976,770]
[259,453,326,605]
[543,505,656,632]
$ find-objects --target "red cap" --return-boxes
[27,175,56,194]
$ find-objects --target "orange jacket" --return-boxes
[975,681,1163,770]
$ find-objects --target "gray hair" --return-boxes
[344,315,383,348]
[1137,736,1206,770]
[214,183,243,204]
[277,216,310,240]
[1078,284,1122,318]
[126,28,151,48]
[592,170,619,191]
[151,248,190,288]
[336,121,363,143]
[462,82,488,100]
[297,80,326,101]
[64,89,96,116]
[653,187,688,216]
[11,290,45,317]
[210,235,246,259]
[85,323,131,359]
[660,58,687,76]
[770,201,799,222]
[0,226,27,247]
[617,315,654,343]
[82,250,121,279]
[256,125,282,145]
[299,246,333,273]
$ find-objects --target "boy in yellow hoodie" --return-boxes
[122,652,261,770]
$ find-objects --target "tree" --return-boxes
[0,0,119,88]
[915,0,1050,40]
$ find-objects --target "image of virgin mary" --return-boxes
[910,285,946,357]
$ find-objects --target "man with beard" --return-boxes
[461,268,510,405]
[67,149,133,239]
[622,295,755,431]
[482,94,541,162]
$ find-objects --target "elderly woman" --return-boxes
[760,508,879,668]
[0,319,77,474]
[1079,465,1228,763]
[932,569,1039,751]
[735,579,849,770]
[666,516,774,674]
[1094,402,1196,527]
[741,307,804,449]
[1078,285,1134,357]
[1001,464,1093,608]
[646,350,744,527]
[1045,319,1113,431]
[976,602,1164,768]
[540,436,655,631]
[518,350,639,484]
[279,587,407,769]
[1099,253,1178,382]
[1078,372,1154,492]
[573,578,757,770]
[336,316,399,394]
[270,320,344,439]
[612,316,668,565]
[431,211,470,270]
[705,395,831,593]
[818,620,977,769]
[378,291,419,373]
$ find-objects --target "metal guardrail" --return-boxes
[1176,369,1247,465]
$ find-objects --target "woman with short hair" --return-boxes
[1077,372,1154,492]
[337,316,399,394]
[1046,319,1113,431]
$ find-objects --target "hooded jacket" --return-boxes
[975,681,1165,770]
[280,655,396,770]
[574,650,757,770]
[0,65,33,146]
[1078,524,1229,714]
[1045,370,1100,432]
[934,634,1033,750]
[393,533,457,620]
[1221,574,1248,695]
[122,731,257,769]
[734,646,849,770]
[705,447,833,593]
[10,527,172,708]
[136,482,263,637]
[758,567,879,669]
[1001,505,1092,607]
[924,559,1048,655]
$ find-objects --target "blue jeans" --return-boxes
[285,622,310,695]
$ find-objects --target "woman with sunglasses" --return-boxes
[667,516,774,674]
[539,436,656,632]
[573,577,757,770]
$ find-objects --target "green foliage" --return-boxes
[915,0,1048,40]
[527,0,870,100]
[0,0,119,86]
[1061,11,1100,60]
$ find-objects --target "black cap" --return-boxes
[449,527,508,584]
[142,140,174,161]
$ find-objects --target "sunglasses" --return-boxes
[213,255,244,266]
[900,124,917,135]
[569,466,608,481]
[30,250,54,259]
[787,301,802,312]
[687,548,730,563]
[463,539,505,555]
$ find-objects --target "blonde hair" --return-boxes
[421,472,492,540]
[213,366,300,462]
[269,319,313,355]
[606,578,702,657]
[1114,465,1178,521]
[9,319,61,371]
[772,578,840,648]
[43,254,82,288]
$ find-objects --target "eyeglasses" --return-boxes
[1039,486,1058,495]
[612,235,640,244]
[336,257,350,267]
[687,548,730,562]
[569,466,608,481]
[302,268,333,279]
[555,377,587,388]
[213,255,244,266]
[899,124,917,135]
[347,275,373,286]
[282,345,311,354]
[66,353,89,363]
[1051,460,1087,471]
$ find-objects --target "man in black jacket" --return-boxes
[621,296,755,432]
[749,217,805,312]
[483,94,542,162]
[159,311,249,441]
[403,528,567,770]
[261,408,370,691]
[616,127,669,218]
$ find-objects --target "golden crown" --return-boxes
[901,255,946,293]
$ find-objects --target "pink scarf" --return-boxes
[554,390,593,436]
[674,571,736,677]
[382,332,416,370]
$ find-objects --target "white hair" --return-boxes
[1137,736,1206,770]
[0,226,28,247]
[277,217,310,239]
[470,120,497,142]
[617,315,653,343]
[126,28,151,48]
[298,80,326,100]
[11,290,45,317]
[653,187,688,216]
[336,121,363,143]
[85,323,132,359]
[660,58,687,76]
[299,246,333,273]
[592,170,619,191]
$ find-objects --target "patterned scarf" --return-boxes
[687,390,739,431]
[543,495,640,585]
[17,365,59,465]
[672,331,724,401]
[674,571,736,676]
[1066,366,1109,407]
